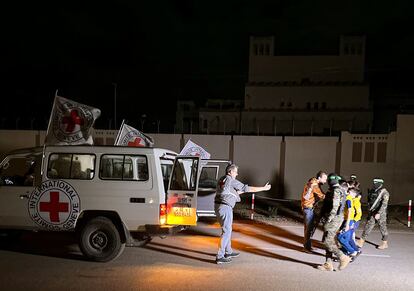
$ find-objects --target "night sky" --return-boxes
[3,0,414,132]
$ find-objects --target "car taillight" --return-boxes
[160,204,166,225]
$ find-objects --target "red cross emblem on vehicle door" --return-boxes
[39,191,69,223]
[62,109,84,133]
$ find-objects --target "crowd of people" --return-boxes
[301,171,390,271]
[213,164,390,269]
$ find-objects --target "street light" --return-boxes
[112,83,117,129]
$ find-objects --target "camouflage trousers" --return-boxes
[361,213,388,241]
[323,215,344,262]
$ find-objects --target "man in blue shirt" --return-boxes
[215,164,271,264]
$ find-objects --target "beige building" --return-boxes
[198,35,373,135]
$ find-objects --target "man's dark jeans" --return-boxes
[303,207,314,249]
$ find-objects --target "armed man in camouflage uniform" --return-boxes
[357,178,390,250]
[317,174,351,271]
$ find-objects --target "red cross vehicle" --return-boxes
[0,145,230,262]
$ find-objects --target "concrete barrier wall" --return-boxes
[284,137,338,200]
[151,134,182,153]
[1,114,413,205]
[393,115,414,203]
[340,132,397,202]
[0,130,42,157]
[233,136,282,196]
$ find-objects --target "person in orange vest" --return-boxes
[301,171,327,252]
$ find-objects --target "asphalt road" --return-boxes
[0,219,413,291]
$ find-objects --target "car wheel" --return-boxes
[79,216,125,262]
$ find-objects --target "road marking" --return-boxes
[355,230,414,235]
[243,247,391,258]
[360,254,391,258]
[245,247,298,251]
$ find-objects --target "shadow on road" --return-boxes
[232,240,319,268]
[0,231,85,261]
[234,220,325,252]
[149,241,217,257]
[144,243,216,264]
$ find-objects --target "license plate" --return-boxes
[173,207,192,217]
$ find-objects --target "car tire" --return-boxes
[79,216,125,262]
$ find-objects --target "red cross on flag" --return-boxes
[180,139,211,159]
[114,122,154,147]
[45,94,101,145]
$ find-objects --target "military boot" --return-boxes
[356,238,365,248]
[317,262,334,271]
[338,255,351,271]
[377,241,388,250]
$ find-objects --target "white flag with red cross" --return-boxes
[114,122,154,147]
[180,139,211,159]
[45,95,101,145]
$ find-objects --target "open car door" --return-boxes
[197,159,231,217]
[166,156,201,226]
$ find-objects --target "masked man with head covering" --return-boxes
[357,178,390,250]
[317,174,351,271]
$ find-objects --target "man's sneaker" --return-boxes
[350,251,362,262]
[216,257,232,264]
[225,252,240,258]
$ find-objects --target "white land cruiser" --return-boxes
[0,145,205,262]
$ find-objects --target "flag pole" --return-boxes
[41,90,58,176]
[44,90,58,144]
[114,119,125,145]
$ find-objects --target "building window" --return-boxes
[254,44,258,56]
[95,137,104,145]
[280,101,285,108]
[377,142,387,163]
[306,102,311,110]
[364,142,375,162]
[259,44,264,55]
[287,102,292,108]
[344,44,349,55]
[352,142,362,162]
[265,44,270,55]
[314,102,319,110]
[356,43,362,55]
[106,137,115,145]
[322,102,327,109]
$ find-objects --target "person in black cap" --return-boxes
[357,178,390,249]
